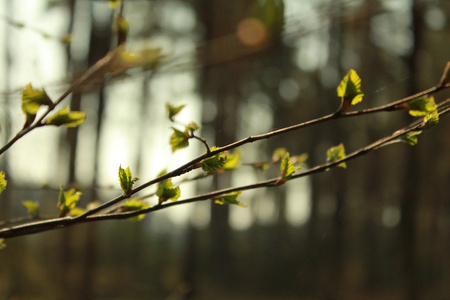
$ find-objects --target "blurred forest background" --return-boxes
[0,0,450,299]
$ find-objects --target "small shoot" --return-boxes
[399,131,422,146]
[213,191,247,207]
[406,96,437,117]
[326,143,347,169]
[199,147,227,172]
[156,170,181,204]
[108,45,163,75]
[22,201,40,218]
[276,152,295,185]
[166,103,186,122]
[422,110,439,129]
[0,172,6,194]
[118,165,140,197]
[45,107,86,127]
[21,83,54,127]
[336,69,364,112]
[57,185,82,217]
[121,199,150,221]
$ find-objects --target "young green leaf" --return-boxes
[22,201,40,218]
[45,107,87,127]
[222,149,241,171]
[57,185,82,217]
[400,131,422,146]
[336,69,364,112]
[118,165,140,197]
[121,199,150,221]
[21,83,53,127]
[406,96,437,117]
[166,104,186,122]
[170,127,190,152]
[326,143,347,169]
[213,191,246,207]
[280,152,295,182]
[423,110,439,129]
[0,238,5,250]
[200,147,227,172]
[0,172,6,194]
[156,176,181,204]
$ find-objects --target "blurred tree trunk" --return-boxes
[58,2,112,299]
[399,1,424,299]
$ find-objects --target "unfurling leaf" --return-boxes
[0,172,6,194]
[222,149,241,171]
[156,172,181,204]
[399,131,422,146]
[0,239,5,250]
[423,110,439,129]
[121,199,150,221]
[214,191,246,207]
[118,165,140,197]
[406,96,437,116]
[170,127,190,152]
[337,69,364,112]
[166,104,186,122]
[326,143,347,169]
[22,201,40,217]
[21,83,53,127]
[57,185,82,217]
[45,107,86,127]
[200,147,227,172]
[280,152,295,182]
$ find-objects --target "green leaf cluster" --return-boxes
[22,201,40,218]
[118,165,139,197]
[200,147,227,171]
[326,143,347,169]
[0,172,6,194]
[337,69,364,112]
[45,107,86,127]
[57,186,82,217]
[156,170,181,204]
[21,83,53,127]
[214,191,246,207]
[407,96,437,117]
[122,199,149,221]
